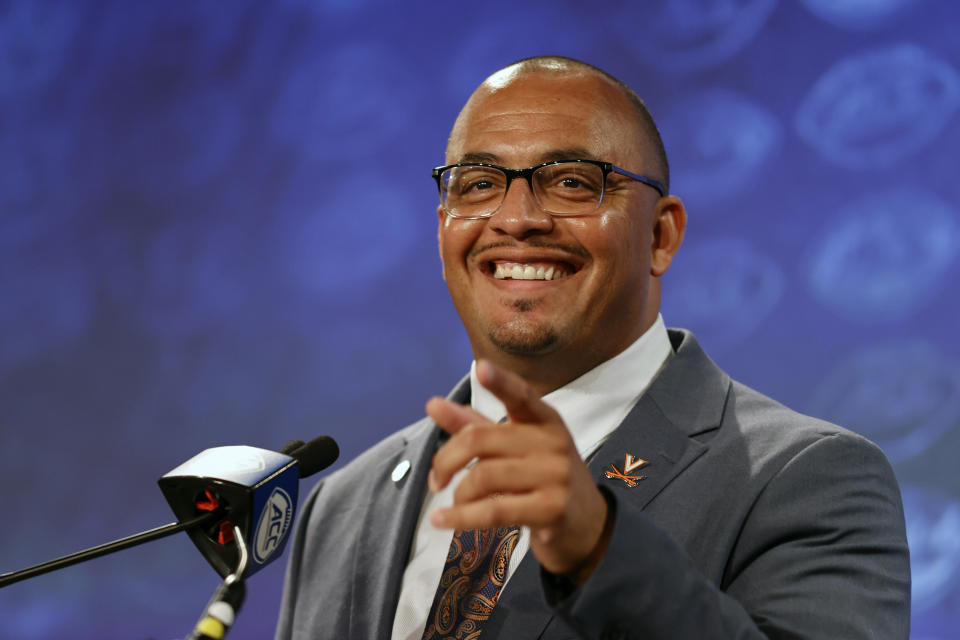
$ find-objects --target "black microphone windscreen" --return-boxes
[279,438,306,455]
[293,436,339,478]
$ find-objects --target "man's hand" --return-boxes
[426,360,613,583]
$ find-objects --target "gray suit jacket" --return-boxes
[275,330,910,639]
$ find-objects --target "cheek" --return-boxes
[587,213,652,292]
[576,212,644,262]
[592,211,625,236]
[438,219,485,273]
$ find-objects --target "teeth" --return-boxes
[493,263,568,281]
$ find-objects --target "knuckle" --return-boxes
[471,464,493,493]
[461,424,484,450]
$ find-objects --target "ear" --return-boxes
[650,195,686,277]
[437,205,448,279]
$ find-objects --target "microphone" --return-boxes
[157,435,339,579]
[0,436,339,592]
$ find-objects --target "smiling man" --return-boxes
[436,64,680,391]
[275,57,910,640]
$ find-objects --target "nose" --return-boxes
[487,176,555,239]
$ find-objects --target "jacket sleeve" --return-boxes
[543,433,911,639]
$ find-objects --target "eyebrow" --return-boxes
[457,151,500,164]
[538,147,600,163]
[454,147,602,166]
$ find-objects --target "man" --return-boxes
[275,57,910,639]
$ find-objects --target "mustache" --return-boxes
[468,240,590,261]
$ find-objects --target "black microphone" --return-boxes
[158,435,339,579]
[176,436,339,640]
[0,436,339,592]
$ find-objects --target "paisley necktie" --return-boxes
[420,525,520,639]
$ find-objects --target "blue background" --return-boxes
[1,1,959,638]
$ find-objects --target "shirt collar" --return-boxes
[470,314,673,457]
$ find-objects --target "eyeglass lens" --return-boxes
[441,162,605,217]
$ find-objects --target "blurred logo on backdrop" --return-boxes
[611,0,778,72]
[901,486,960,612]
[659,89,781,206]
[661,237,784,352]
[799,0,919,30]
[805,189,959,323]
[796,44,960,168]
[810,342,960,462]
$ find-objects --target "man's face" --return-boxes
[438,71,668,376]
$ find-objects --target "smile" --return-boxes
[491,261,572,281]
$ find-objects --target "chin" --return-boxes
[486,320,559,356]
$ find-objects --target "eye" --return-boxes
[445,167,506,203]
[559,176,585,189]
[541,168,602,195]
[464,179,494,193]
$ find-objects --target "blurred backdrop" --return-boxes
[1,1,959,638]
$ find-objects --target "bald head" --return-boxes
[453,56,670,193]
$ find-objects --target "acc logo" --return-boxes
[253,487,293,564]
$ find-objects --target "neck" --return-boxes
[471,288,663,395]
[477,317,659,396]
[485,352,595,396]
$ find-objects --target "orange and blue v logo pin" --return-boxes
[604,453,648,487]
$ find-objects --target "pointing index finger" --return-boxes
[476,360,559,426]
[426,396,492,435]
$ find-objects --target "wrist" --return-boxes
[566,485,617,585]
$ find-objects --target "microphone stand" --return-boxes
[2,515,252,640]
[0,510,221,589]
[186,525,248,640]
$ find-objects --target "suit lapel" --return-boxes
[591,329,728,516]
[350,418,438,638]
[590,394,707,501]
[351,378,471,638]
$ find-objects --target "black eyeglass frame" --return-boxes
[431,159,666,219]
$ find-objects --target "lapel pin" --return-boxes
[604,453,648,487]
[391,459,411,483]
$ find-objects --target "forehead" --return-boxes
[446,72,645,167]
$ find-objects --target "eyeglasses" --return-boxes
[432,159,665,219]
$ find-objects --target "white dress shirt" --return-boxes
[391,315,673,640]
